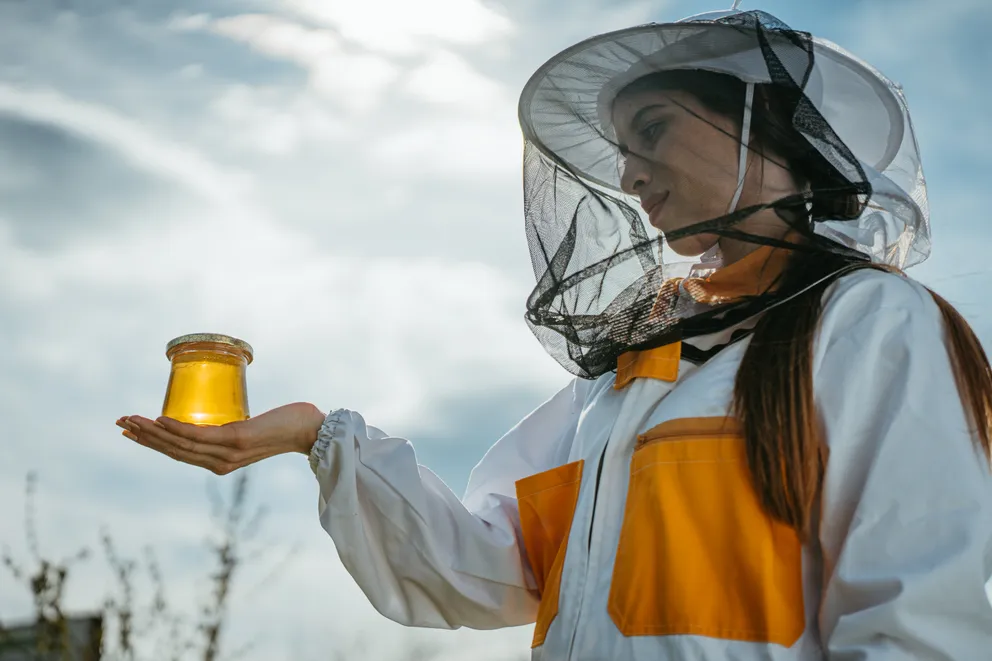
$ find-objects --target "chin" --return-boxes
[665,234,719,258]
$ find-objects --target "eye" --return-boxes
[639,121,666,145]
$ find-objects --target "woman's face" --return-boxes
[612,87,796,258]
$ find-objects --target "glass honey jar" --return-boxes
[162,333,253,426]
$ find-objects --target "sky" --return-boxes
[1,0,990,658]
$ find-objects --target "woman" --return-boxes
[118,9,992,659]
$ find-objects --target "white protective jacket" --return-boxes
[309,268,992,660]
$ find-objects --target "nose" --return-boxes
[619,151,651,196]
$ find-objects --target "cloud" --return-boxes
[0,114,198,249]
[208,13,340,61]
[200,11,522,176]
[205,13,398,113]
[205,10,519,120]
[206,84,348,155]
[0,84,250,205]
[402,49,507,110]
[281,0,514,55]
[167,11,213,32]
[366,114,522,179]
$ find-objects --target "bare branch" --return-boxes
[24,472,40,562]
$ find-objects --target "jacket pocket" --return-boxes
[516,460,584,648]
[608,417,804,646]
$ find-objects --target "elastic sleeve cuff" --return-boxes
[308,409,347,474]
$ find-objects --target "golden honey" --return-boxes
[162,333,253,426]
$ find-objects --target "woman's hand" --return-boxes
[116,402,326,475]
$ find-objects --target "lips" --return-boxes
[640,192,669,229]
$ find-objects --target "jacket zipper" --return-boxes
[565,441,608,660]
[585,444,608,549]
[564,380,677,659]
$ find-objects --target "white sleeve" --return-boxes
[813,272,992,659]
[308,377,591,630]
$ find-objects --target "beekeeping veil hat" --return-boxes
[517,6,929,378]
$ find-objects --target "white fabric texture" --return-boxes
[309,378,593,629]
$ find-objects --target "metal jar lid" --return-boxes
[166,333,254,364]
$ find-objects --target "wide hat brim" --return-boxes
[517,11,907,192]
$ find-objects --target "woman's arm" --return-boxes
[310,377,590,630]
[814,272,992,659]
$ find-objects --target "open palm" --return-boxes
[116,402,325,474]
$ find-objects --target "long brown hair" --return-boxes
[622,70,992,540]
[734,254,992,540]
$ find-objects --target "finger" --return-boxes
[124,425,236,473]
[124,416,237,464]
[132,435,230,473]
[155,416,246,449]
[129,430,279,474]
[121,417,279,474]
[126,416,241,457]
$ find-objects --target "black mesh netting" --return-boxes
[517,9,930,378]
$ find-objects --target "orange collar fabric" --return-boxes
[615,243,792,389]
[681,242,793,305]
